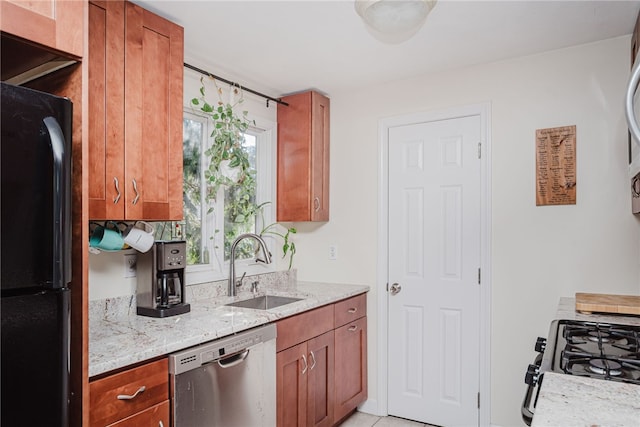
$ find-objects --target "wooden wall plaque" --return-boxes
[535,125,576,206]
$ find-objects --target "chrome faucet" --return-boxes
[228,233,272,297]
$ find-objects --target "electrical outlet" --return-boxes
[124,253,137,278]
[328,244,338,261]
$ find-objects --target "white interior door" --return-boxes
[387,115,481,427]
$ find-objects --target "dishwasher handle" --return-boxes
[217,349,250,368]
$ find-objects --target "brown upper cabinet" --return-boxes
[0,0,83,58]
[88,0,184,221]
[277,91,330,222]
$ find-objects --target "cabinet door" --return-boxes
[334,317,368,422]
[1,0,83,57]
[307,331,334,427]
[277,342,307,427]
[124,2,184,220]
[277,91,330,222]
[310,92,330,221]
[107,400,169,427]
[88,0,126,220]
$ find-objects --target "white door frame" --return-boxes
[373,103,492,426]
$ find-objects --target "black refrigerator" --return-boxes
[1,82,72,427]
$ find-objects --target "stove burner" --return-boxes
[587,331,611,343]
[588,358,622,376]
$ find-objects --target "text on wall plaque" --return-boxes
[536,125,576,206]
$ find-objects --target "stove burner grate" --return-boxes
[554,320,640,385]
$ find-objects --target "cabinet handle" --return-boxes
[309,351,317,371]
[117,385,145,400]
[132,178,140,205]
[113,177,121,204]
[348,325,358,332]
[159,422,164,427]
[314,197,320,212]
[347,307,358,314]
[301,354,308,374]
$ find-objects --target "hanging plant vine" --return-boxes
[190,75,297,268]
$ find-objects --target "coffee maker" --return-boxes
[137,240,190,318]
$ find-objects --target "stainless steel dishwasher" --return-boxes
[169,323,276,427]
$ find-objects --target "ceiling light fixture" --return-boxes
[355,0,437,44]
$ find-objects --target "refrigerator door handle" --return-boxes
[43,117,71,288]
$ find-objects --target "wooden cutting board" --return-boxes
[575,293,640,316]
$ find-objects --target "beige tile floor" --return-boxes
[340,411,439,427]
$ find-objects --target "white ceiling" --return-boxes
[133,0,640,98]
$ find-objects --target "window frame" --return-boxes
[184,111,277,286]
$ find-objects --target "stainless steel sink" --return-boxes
[225,295,302,310]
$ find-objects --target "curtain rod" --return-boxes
[184,62,288,107]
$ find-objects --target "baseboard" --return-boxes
[357,398,383,416]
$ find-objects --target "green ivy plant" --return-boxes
[190,76,297,268]
[191,76,253,201]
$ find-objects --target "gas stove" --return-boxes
[540,320,640,384]
[522,319,640,425]
[555,321,640,383]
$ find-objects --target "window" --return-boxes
[178,110,275,285]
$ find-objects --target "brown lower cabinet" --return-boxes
[334,316,367,423]
[107,401,169,427]
[277,331,335,427]
[89,358,169,427]
[276,293,368,427]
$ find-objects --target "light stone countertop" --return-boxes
[556,297,640,326]
[531,372,640,427]
[89,279,369,378]
[529,297,640,426]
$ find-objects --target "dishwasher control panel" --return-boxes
[168,324,277,375]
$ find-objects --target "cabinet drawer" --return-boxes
[90,359,169,426]
[334,294,366,328]
[107,400,169,427]
[276,304,334,352]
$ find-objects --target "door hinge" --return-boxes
[477,392,480,408]
[478,268,481,285]
[386,282,389,292]
[477,142,481,159]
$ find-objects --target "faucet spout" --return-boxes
[228,233,272,297]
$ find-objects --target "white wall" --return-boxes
[290,36,640,426]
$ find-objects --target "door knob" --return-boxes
[389,283,401,295]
